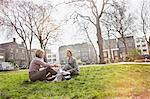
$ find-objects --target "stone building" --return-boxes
[59,43,96,65]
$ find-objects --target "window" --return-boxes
[16,49,18,53]
[114,51,118,56]
[104,51,108,58]
[137,45,140,47]
[53,59,56,61]
[142,44,146,47]
[136,39,140,43]
[53,55,56,57]
[22,50,25,53]
[0,56,4,59]
[10,48,13,53]
[10,54,13,59]
[141,39,145,42]
[48,55,51,58]
[143,49,147,52]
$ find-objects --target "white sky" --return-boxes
[0,0,146,53]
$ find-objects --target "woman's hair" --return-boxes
[35,49,45,58]
[66,49,72,56]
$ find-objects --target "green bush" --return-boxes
[126,50,140,62]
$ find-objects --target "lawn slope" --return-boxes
[0,64,150,99]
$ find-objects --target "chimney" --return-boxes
[13,38,16,42]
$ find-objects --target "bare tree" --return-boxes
[103,0,135,60]
[1,0,62,63]
[0,0,11,25]
[31,4,61,62]
[77,22,98,64]
[101,13,114,63]
[0,1,36,66]
[32,8,58,50]
[140,0,150,50]
[64,0,111,64]
[102,23,113,62]
[0,0,11,7]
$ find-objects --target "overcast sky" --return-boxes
[0,0,144,52]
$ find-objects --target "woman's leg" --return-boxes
[29,67,57,81]
[62,65,73,71]
[45,66,57,75]
[29,70,47,81]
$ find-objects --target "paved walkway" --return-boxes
[18,62,150,71]
[80,62,150,67]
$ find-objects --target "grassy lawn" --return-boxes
[0,64,150,99]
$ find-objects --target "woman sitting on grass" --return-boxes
[29,49,59,82]
[61,49,79,75]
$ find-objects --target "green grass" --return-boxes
[0,64,150,99]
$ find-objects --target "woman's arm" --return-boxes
[35,59,50,67]
[35,59,59,68]
[69,58,79,71]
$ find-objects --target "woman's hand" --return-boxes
[51,64,60,67]
[51,64,60,70]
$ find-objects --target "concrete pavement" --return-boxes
[79,62,150,67]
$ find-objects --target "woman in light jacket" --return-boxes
[29,49,57,82]
[62,49,79,75]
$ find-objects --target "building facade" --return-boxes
[135,37,149,55]
[47,53,59,64]
[59,43,96,65]
[45,49,59,64]
[0,48,5,62]
[30,49,37,60]
[103,36,136,62]
[30,49,59,64]
[103,39,120,63]
[0,38,27,67]
[118,36,136,61]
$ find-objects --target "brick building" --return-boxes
[0,38,27,67]
[103,36,136,62]
[0,48,5,62]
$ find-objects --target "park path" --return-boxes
[80,62,150,67]
[19,62,150,71]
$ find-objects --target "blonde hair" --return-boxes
[66,49,72,56]
[35,49,45,58]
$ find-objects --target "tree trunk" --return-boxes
[29,44,32,62]
[24,43,30,68]
[96,19,104,64]
[93,46,98,64]
[89,43,98,64]
[85,27,98,64]
[108,32,113,63]
[122,38,128,61]
[43,46,47,62]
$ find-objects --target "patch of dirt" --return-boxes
[130,90,150,99]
